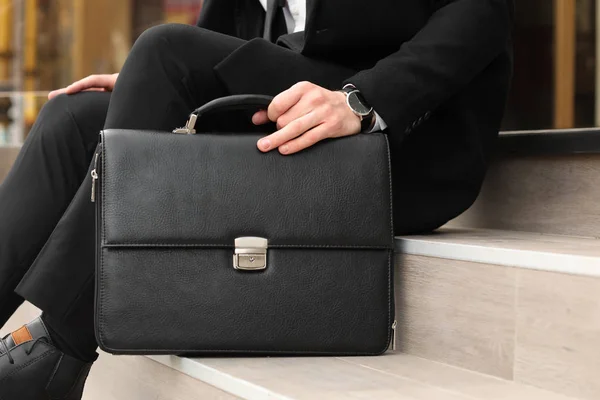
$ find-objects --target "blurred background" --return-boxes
[0,0,596,145]
[0,0,202,145]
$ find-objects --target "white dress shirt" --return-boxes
[258,0,306,33]
[257,0,387,132]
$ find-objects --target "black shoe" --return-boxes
[0,317,96,400]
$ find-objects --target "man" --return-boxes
[0,0,513,398]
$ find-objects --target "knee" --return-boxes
[37,94,72,130]
[132,23,197,54]
[25,94,74,145]
[32,92,109,145]
[41,93,69,116]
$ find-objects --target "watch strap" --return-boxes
[363,112,376,133]
[340,85,375,133]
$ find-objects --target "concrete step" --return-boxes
[150,352,579,400]
[395,228,600,400]
[85,353,240,400]
[449,130,600,238]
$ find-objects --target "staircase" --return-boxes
[1,129,599,399]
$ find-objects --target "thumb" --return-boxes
[252,110,270,125]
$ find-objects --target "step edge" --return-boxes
[147,353,584,400]
[395,237,600,278]
[339,355,584,400]
[148,355,294,400]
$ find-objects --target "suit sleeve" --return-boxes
[345,0,512,136]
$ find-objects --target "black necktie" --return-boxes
[263,0,288,43]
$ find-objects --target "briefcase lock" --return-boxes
[233,237,268,271]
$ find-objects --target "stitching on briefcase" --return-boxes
[99,132,107,350]
[386,249,392,353]
[383,134,394,244]
[102,243,391,249]
[384,135,395,352]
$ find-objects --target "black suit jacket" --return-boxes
[197,0,514,234]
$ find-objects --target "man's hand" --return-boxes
[48,73,119,100]
[253,81,362,155]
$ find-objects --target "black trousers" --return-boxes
[0,24,354,331]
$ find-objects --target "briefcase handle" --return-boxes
[173,94,274,134]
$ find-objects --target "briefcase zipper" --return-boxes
[391,320,398,351]
[91,147,101,203]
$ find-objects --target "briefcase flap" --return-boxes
[99,129,393,249]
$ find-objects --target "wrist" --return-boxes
[339,84,375,133]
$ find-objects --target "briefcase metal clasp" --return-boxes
[233,237,268,271]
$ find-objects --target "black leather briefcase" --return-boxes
[92,95,396,356]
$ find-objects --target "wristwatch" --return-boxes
[340,84,376,133]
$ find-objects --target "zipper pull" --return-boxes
[91,169,98,202]
[391,320,398,351]
[90,150,100,202]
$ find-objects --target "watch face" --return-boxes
[348,92,373,116]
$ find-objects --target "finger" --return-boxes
[278,123,330,155]
[65,75,113,94]
[275,91,327,129]
[49,86,106,100]
[268,81,314,123]
[48,88,68,99]
[252,110,270,125]
[257,109,322,152]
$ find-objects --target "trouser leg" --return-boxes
[0,92,110,328]
[104,24,247,131]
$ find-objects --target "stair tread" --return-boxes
[396,228,600,277]
[86,353,240,400]
[150,353,579,400]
